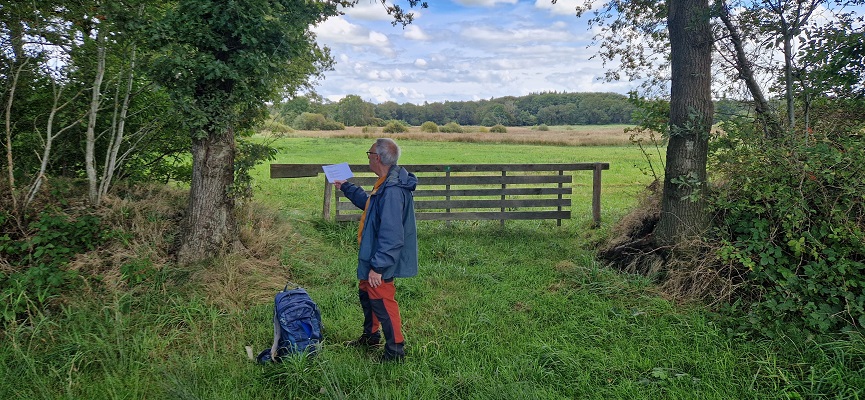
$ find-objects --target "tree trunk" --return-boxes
[176,128,239,265]
[4,61,25,216]
[98,46,137,203]
[783,32,795,128]
[654,0,714,245]
[85,28,107,205]
[717,3,783,138]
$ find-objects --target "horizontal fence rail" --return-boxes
[270,163,610,226]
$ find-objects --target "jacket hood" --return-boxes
[385,165,417,191]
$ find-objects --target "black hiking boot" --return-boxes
[375,351,405,364]
[343,333,382,349]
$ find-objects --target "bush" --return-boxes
[262,120,293,134]
[536,124,550,131]
[382,120,409,133]
[490,124,507,133]
[1,210,104,322]
[293,112,345,130]
[440,122,464,133]
[362,125,378,133]
[710,124,865,336]
[420,121,438,133]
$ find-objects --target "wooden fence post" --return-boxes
[592,163,603,227]
[323,176,332,221]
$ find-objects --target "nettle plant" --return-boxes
[709,121,865,336]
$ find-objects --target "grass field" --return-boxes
[261,124,644,147]
[2,135,863,399]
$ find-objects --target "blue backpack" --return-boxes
[257,285,322,363]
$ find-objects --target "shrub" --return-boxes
[440,122,464,133]
[1,210,104,322]
[382,120,409,133]
[293,112,345,130]
[420,121,438,133]
[362,125,378,133]
[710,124,865,336]
[263,120,294,134]
[490,124,507,133]
[536,124,550,131]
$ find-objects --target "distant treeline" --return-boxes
[275,92,638,127]
[274,92,754,129]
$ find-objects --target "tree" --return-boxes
[336,94,375,126]
[654,0,714,245]
[576,0,861,244]
[147,0,345,264]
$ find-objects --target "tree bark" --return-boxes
[717,4,783,138]
[85,28,107,205]
[176,127,239,265]
[654,0,714,245]
[99,46,137,203]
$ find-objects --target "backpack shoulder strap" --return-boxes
[269,293,282,360]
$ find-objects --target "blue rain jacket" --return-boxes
[340,165,418,280]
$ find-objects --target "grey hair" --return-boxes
[374,138,400,166]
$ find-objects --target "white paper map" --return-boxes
[322,162,353,183]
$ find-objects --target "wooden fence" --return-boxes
[270,163,609,226]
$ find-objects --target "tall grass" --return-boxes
[2,137,862,399]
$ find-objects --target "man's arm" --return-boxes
[335,180,369,210]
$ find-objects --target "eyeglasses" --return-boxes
[366,151,377,156]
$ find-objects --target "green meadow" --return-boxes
[2,137,862,399]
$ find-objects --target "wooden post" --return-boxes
[445,166,452,227]
[500,170,506,227]
[592,163,603,227]
[557,169,564,226]
[323,175,333,221]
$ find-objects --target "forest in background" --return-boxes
[271,91,753,128]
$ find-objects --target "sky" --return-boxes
[309,0,630,105]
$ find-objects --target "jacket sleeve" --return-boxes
[369,188,406,274]
[340,182,369,210]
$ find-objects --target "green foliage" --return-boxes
[489,124,507,133]
[293,112,345,131]
[231,137,279,200]
[439,121,464,133]
[420,121,439,133]
[1,211,104,322]
[382,119,409,133]
[536,124,550,131]
[710,123,865,336]
[147,0,341,137]
[336,94,375,126]
[120,258,156,286]
[361,125,378,133]
[361,92,635,126]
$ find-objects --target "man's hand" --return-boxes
[368,270,383,288]
[333,179,346,190]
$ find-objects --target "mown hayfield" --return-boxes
[259,123,645,147]
[2,135,862,399]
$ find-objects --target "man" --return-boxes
[334,138,418,362]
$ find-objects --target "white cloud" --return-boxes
[342,1,426,22]
[534,0,591,16]
[414,58,428,68]
[404,25,430,40]
[461,26,575,44]
[342,1,392,21]
[314,17,390,48]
